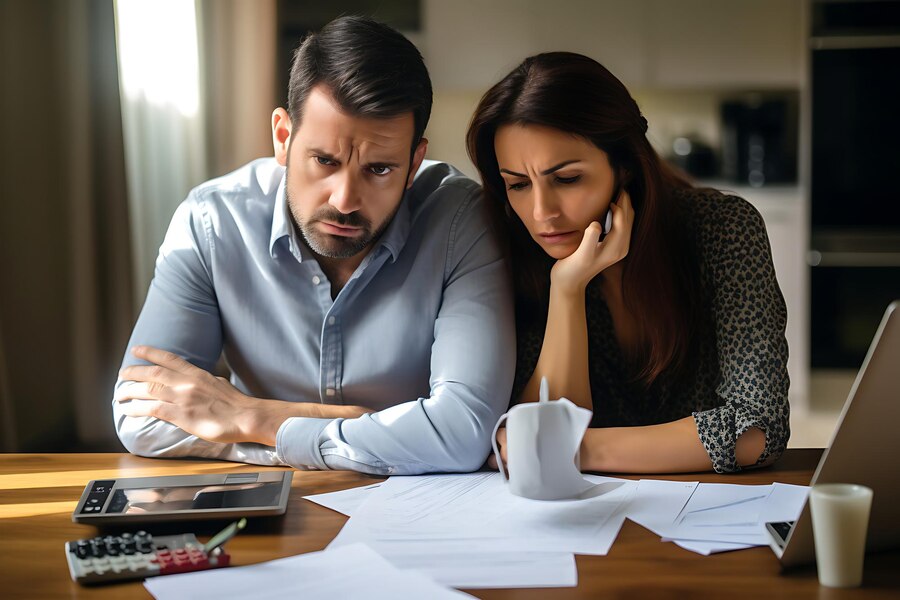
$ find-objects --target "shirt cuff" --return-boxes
[275,416,333,470]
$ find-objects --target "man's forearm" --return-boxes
[245,399,372,446]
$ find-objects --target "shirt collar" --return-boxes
[268,172,412,263]
[377,191,410,263]
[269,174,304,261]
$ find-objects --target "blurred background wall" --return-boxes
[1,0,898,452]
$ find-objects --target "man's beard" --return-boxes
[285,179,399,260]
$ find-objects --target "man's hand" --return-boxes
[116,346,373,446]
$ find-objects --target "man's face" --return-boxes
[276,85,425,260]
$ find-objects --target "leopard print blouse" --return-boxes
[511,188,790,473]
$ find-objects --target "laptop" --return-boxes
[766,300,900,568]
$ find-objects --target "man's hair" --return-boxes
[287,16,432,149]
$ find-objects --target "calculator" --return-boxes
[65,519,245,585]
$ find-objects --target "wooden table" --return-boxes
[0,450,897,598]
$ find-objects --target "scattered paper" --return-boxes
[671,539,755,555]
[303,482,381,516]
[377,549,577,589]
[143,543,473,600]
[330,472,636,555]
[646,482,809,550]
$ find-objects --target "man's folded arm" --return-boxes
[275,193,516,475]
[112,197,284,466]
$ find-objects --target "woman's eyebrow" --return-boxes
[499,159,581,178]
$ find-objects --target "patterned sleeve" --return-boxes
[692,194,791,473]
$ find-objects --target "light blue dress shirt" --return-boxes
[113,158,515,475]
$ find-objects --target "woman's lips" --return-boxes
[318,221,364,237]
[538,230,577,244]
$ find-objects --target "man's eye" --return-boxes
[315,156,335,166]
[506,181,528,191]
[369,166,392,176]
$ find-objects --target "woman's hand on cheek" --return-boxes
[550,190,634,294]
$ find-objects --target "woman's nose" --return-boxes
[532,187,561,222]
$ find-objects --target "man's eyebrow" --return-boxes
[499,160,581,178]
[364,160,402,169]
[306,148,401,169]
[307,148,338,160]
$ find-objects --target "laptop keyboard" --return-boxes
[770,521,795,543]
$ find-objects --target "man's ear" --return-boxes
[272,108,292,166]
[405,137,428,189]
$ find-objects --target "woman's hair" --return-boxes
[466,52,702,388]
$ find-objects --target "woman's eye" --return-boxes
[369,166,392,176]
[315,156,335,166]
[506,181,528,191]
[555,175,581,185]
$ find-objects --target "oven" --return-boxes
[809,0,900,368]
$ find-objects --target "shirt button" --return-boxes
[312,276,321,285]
[325,388,335,397]
[328,316,336,325]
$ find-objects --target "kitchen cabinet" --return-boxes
[647,0,804,88]
[423,0,804,90]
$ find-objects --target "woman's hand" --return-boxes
[550,190,634,294]
[486,427,507,470]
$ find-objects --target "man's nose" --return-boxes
[532,186,561,222]
[328,171,363,214]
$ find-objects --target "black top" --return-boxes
[512,188,790,473]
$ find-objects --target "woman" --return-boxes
[467,52,789,474]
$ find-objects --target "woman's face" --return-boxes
[494,123,617,260]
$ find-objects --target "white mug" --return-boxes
[809,483,874,588]
[492,378,594,501]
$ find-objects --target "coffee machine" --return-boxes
[720,95,798,187]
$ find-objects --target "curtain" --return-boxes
[198,0,278,177]
[0,0,277,451]
[0,0,134,451]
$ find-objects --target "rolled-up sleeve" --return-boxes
[692,196,791,473]
[112,195,283,466]
[275,190,516,475]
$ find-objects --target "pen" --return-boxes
[204,517,247,555]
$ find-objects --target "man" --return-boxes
[112,16,514,475]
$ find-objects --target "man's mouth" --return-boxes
[318,221,364,237]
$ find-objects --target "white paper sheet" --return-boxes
[651,482,809,549]
[303,482,381,516]
[671,539,756,555]
[376,549,577,589]
[330,472,636,555]
[143,543,473,600]
[625,479,699,530]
